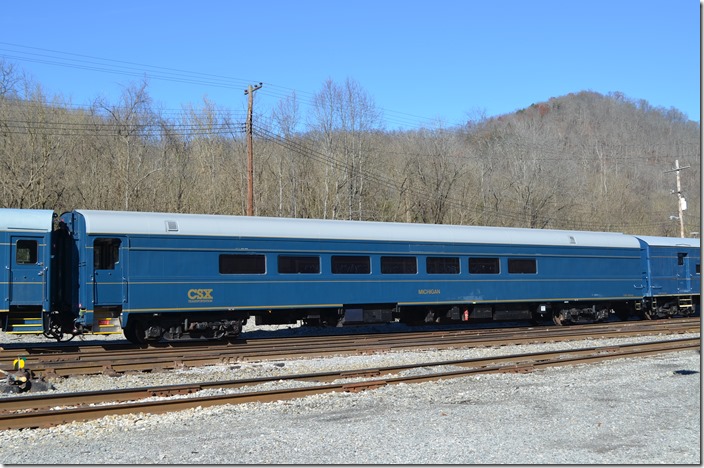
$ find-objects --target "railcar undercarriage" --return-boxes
[39,295,699,345]
[639,296,698,320]
[551,303,611,326]
[122,313,245,344]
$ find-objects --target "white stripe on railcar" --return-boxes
[0,209,54,232]
[635,235,701,248]
[76,209,644,249]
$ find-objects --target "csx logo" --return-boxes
[187,289,213,301]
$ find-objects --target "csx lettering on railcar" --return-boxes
[187,289,214,302]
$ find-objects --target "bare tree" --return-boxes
[0,58,698,235]
[399,128,466,224]
[0,59,20,98]
[272,92,302,216]
[97,80,160,211]
[309,78,382,220]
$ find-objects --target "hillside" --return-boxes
[0,66,699,236]
[451,91,700,234]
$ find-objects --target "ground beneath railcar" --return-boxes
[0,314,656,345]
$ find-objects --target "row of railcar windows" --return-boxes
[218,254,537,275]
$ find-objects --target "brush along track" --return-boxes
[0,337,698,430]
[0,318,699,378]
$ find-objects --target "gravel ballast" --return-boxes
[0,325,700,464]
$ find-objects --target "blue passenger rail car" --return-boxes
[0,209,54,334]
[57,209,651,343]
[636,236,701,318]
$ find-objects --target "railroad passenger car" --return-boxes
[1,208,699,344]
[57,209,660,343]
[635,236,700,318]
[0,209,55,333]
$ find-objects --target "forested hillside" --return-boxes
[0,61,699,236]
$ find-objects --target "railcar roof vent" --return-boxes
[165,220,179,232]
[569,236,576,244]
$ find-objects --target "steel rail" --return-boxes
[2,318,698,355]
[0,337,699,430]
[0,319,699,378]
[6,318,700,359]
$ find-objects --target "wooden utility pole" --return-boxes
[665,159,690,237]
[244,82,263,216]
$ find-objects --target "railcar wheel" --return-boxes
[614,309,631,321]
[230,319,243,336]
[123,320,147,345]
[552,314,563,326]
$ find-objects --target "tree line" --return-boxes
[0,60,700,236]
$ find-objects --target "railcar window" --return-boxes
[508,258,537,274]
[381,256,417,274]
[427,257,460,274]
[331,256,371,274]
[468,257,500,274]
[678,253,687,266]
[219,254,266,274]
[94,238,121,270]
[278,255,321,274]
[16,240,38,264]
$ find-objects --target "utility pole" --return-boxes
[244,82,263,216]
[665,159,690,237]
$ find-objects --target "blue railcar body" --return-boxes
[58,210,651,338]
[1,207,699,342]
[635,236,701,317]
[0,209,54,333]
[636,236,701,297]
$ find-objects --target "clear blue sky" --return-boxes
[0,0,699,129]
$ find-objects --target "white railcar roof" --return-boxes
[635,235,701,248]
[74,210,642,249]
[0,208,54,232]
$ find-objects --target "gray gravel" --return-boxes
[0,325,700,464]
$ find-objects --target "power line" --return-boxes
[251,124,700,232]
[5,42,698,132]
[0,110,698,232]
[0,42,460,130]
[2,114,697,169]
[0,119,244,138]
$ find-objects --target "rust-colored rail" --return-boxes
[0,337,699,431]
[0,318,699,379]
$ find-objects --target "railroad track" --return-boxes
[0,318,699,379]
[0,337,698,431]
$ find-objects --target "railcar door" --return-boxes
[92,237,127,305]
[676,252,691,293]
[9,235,47,306]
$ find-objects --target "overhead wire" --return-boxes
[0,110,697,231]
[0,42,459,130]
[251,123,699,232]
[1,43,698,230]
